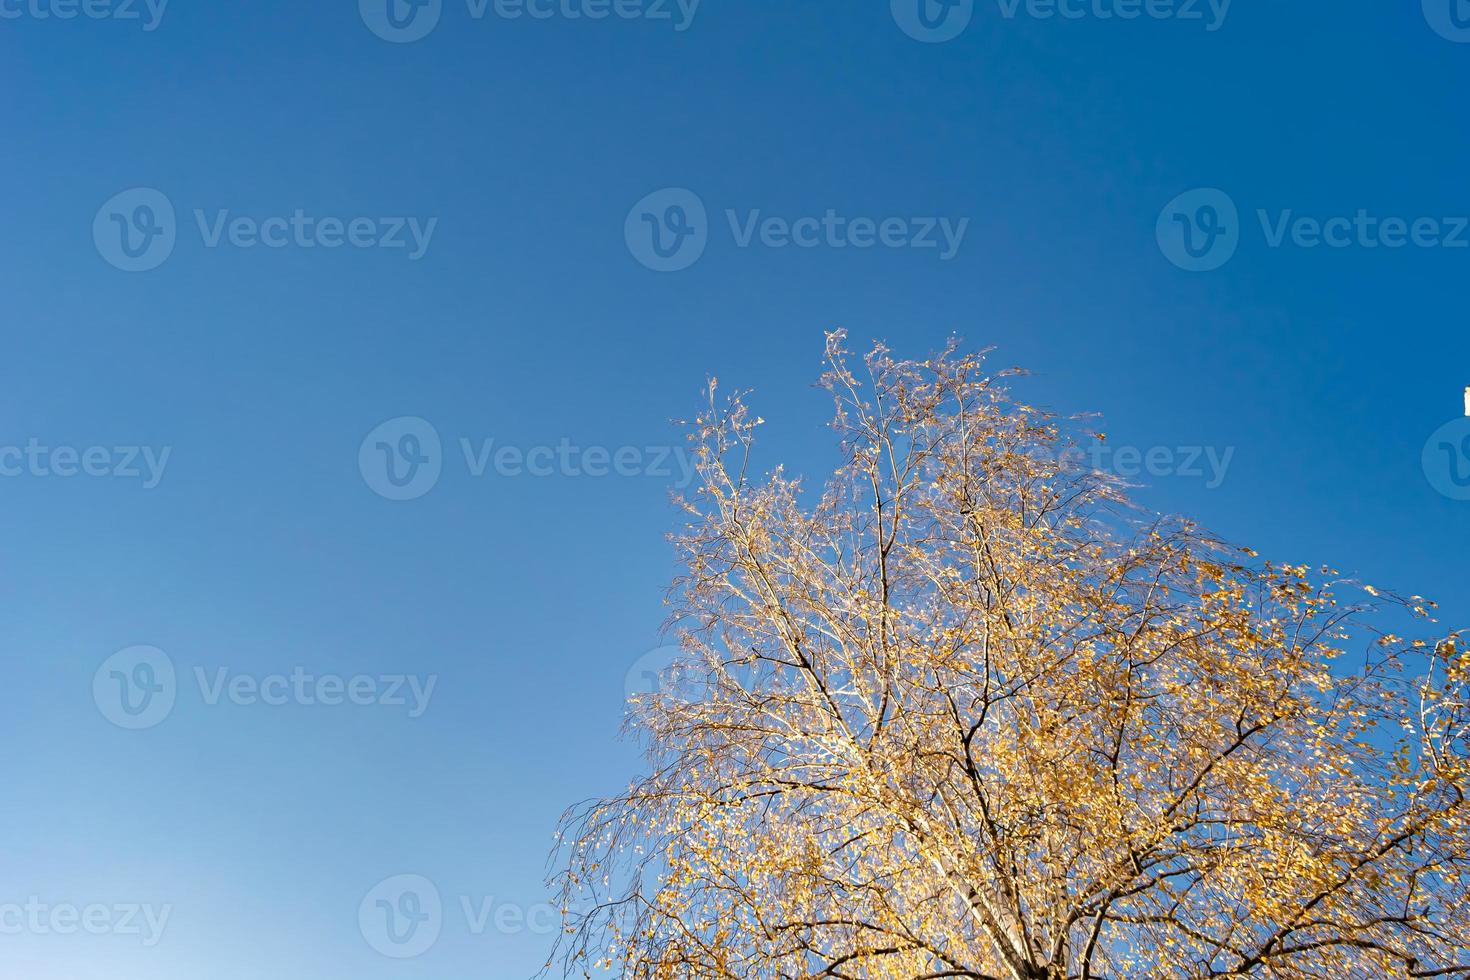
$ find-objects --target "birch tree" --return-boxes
[546,333,1470,980]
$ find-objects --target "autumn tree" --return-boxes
[546,333,1469,980]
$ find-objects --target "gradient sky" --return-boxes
[3,1,1468,977]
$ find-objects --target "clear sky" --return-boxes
[3,1,1468,977]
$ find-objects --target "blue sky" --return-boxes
[2,1,1468,977]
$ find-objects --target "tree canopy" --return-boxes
[547,333,1469,980]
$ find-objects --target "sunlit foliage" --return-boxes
[547,333,1469,980]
